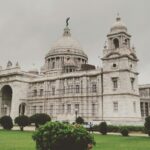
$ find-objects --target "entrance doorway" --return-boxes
[1,85,12,116]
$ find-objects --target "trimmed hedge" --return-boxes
[99,122,108,135]
[30,113,51,128]
[144,116,150,136]
[76,116,84,124]
[0,116,13,130]
[15,115,30,131]
[120,127,129,136]
[92,125,144,133]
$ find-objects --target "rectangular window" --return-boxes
[113,102,118,112]
[52,87,55,95]
[33,90,37,97]
[75,104,79,113]
[62,86,65,94]
[39,106,43,113]
[76,85,80,93]
[140,102,144,117]
[131,78,135,90]
[92,83,97,93]
[62,104,65,114]
[32,106,36,114]
[68,85,73,94]
[92,103,96,116]
[145,102,149,117]
[50,105,53,114]
[112,77,118,89]
[67,104,71,113]
[133,101,136,113]
[40,89,44,97]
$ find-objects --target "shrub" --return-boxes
[99,122,107,135]
[15,115,30,131]
[144,116,150,136]
[92,125,99,132]
[30,113,51,128]
[120,127,129,136]
[33,122,95,150]
[108,125,120,132]
[76,116,84,124]
[91,124,144,133]
[0,116,13,130]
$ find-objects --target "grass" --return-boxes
[0,130,150,150]
[93,134,150,150]
[0,130,35,150]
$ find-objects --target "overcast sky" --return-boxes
[0,0,149,84]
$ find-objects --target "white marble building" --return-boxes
[0,15,147,125]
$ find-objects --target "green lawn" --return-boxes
[0,130,35,150]
[94,134,150,150]
[0,130,150,150]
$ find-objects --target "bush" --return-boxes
[15,115,30,131]
[91,124,144,133]
[33,122,95,150]
[99,122,107,135]
[108,125,120,132]
[76,116,84,124]
[92,125,99,132]
[0,116,13,130]
[144,116,150,136]
[30,113,51,128]
[120,127,129,136]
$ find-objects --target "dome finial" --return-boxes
[116,12,121,21]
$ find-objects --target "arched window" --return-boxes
[113,38,119,49]
[125,39,128,45]
[52,61,55,69]
[19,103,26,115]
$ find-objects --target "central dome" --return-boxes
[46,27,87,58]
[43,23,88,75]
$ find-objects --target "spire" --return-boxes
[16,62,20,68]
[63,17,71,37]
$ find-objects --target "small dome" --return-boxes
[110,15,127,34]
[46,27,87,58]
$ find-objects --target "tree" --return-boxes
[99,122,107,135]
[144,116,150,136]
[32,122,95,150]
[76,116,84,124]
[30,113,51,128]
[0,116,13,130]
[15,115,30,131]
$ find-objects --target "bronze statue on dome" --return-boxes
[66,17,70,27]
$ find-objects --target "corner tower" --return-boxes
[102,15,142,124]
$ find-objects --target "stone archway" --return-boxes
[0,85,12,116]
